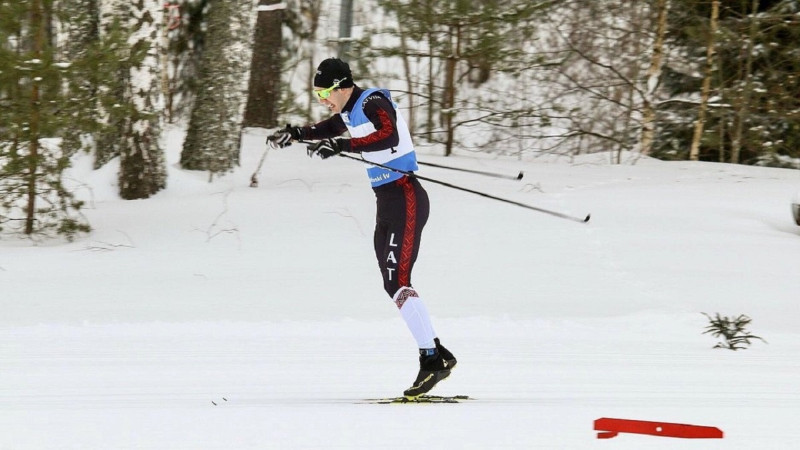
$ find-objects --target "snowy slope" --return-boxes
[1,127,799,449]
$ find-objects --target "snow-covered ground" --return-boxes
[2,128,799,449]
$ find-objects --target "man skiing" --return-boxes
[268,58,456,398]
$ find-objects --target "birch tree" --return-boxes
[123,0,167,199]
[181,0,255,177]
[99,0,167,199]
[640,0,669,157]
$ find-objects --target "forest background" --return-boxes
[1,0,799,240]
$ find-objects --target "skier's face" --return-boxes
[314,85,350,114]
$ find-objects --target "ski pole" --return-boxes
[331,150,590,223]
[416,161,524,181]
[250,140,278,187]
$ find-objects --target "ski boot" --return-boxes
[435,338,457,370]
[403,348,451,399]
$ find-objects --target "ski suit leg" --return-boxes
[373,177,436,349]
[373,176,429,297]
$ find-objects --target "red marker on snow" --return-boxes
[594,417,723,439]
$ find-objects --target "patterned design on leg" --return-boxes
[397,177,417,287]
[393,286,419,310]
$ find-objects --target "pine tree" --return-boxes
[659,0,800,165]
[181,0,255,177]
[0,0,91,240]
[60,0,128,169]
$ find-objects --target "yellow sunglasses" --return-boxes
[313,78,345,100]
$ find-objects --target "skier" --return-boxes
[268,58,456,398]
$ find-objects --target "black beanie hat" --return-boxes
[314,58,354,89]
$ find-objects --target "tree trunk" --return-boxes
[119,0,167,199]
[243,0,283,129]
[25,0,45,235]
[689,0,719,161]
[181,0,253,175]
[302,1,322,120]
[640,0,668,157]
[730,0,760,164]
[442,55,456,157]
[426,27,435,139]
[399,30,415,132]
[619,1,647,163]
[337,0,353,60]
[441,21,460,157]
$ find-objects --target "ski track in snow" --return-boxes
[3,318,799,448]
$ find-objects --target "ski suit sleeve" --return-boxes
[302,115,348,140]
[349,94,400,153]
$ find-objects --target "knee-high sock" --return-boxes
[394,287,436,349]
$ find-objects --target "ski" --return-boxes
[362,395,471,404]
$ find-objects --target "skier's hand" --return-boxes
[306,138,348,159]
[266,129,291,149]
[267,124,304,149]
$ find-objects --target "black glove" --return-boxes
[306,138,349,159]
[267,124,305,148]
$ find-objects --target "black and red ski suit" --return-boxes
[303,86,429,298]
